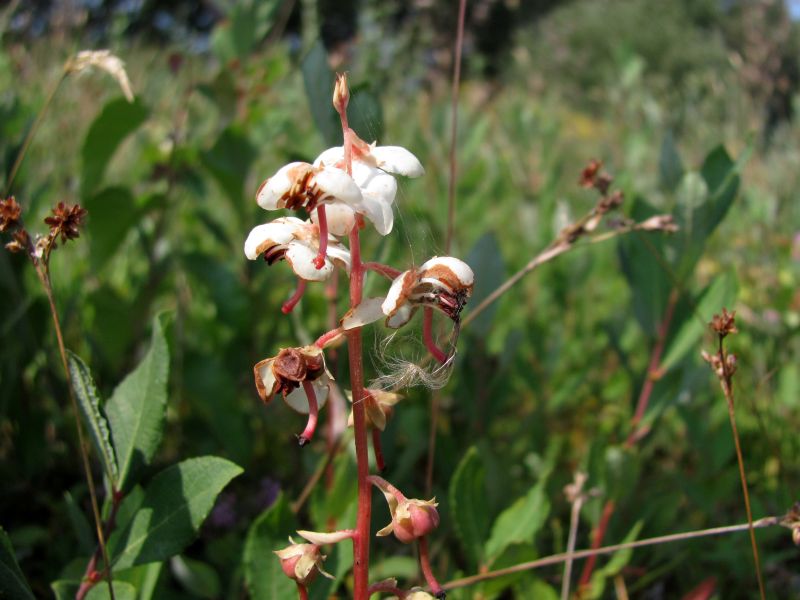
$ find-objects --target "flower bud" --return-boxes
[333,73,350,115]
[274,542,326,586]
[390,498,440,544]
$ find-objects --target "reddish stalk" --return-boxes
[296,582,309,600]
[577,499,616,589]
[282,279,307,314]
[298,380,320,446]
[315,327,343,349]
[363,261,402,279]
[313,205,329,269]
[368,581,406,596]
[418,536,445,598]
[423,308,448,364]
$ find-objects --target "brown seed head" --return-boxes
[710,307,737,337]
[598,190,624,214]
[273,348,308,384]
[580,159,602,188]
[0,196,22,232]
[5,230,30,254]
[44,202,87,244]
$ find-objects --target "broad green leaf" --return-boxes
[84,187,138,271]
[81,97,149,197]
[587,521,643,599]
[659,130,684,192]
[477,543,538,598]
[618,197,672,337]
[51,580,78,600]
[465,232,506,338]
[67,350,119,485]
[302,41,339,146]
[484,478,550,562]
[210,0,280,62]
[170,555,221,599]
[201,127,256,205]
[0,527,35,600]
[244,494,298,600]
[514,577,559,600]
[63,490,95,554]
[449,446,490,567]
[110,456,242,569]
[112,562,163,600]
[660,272,738,371]
[106,315,169,491]
[85,581,138,600]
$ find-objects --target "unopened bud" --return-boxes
[333,73,349,115]
[275,542,327,586]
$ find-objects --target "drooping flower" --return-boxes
[255,162,362,214]
[274,529,354,586]
[253,345,330,411]
[382,256,474,328]
[244,216,350,281]
[369,476,440,544]
[346,388,402,431]
[313,131,424,236]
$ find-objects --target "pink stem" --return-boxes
[371,428,386,472]
[315,327,344,348]
[368,582,406,596]
[281,279,307,314]
[297,582,309,600]
[298,380,319,446]
[418,536,445,598]
[367,474,407,504]
[363,261,403,279]
[313,205,329,270]
[423,308,448,364]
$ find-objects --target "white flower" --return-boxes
[244,216,350,281]
[382,256,474,328]
[256,162,363,213]
[313,137,424,236]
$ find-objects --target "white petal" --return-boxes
[352,162,398,207]
[386,305,415,329]
[325,243,352,274]
[371,146,424,177]
[313,147,345,169]
[419,256,474,288]
[297,530,353,545]
[243,219,300,260]
[254,358,277,403]
[284,380,330,414]
[286,242,333,281]
[315,167,363,206]
[382,271,415,317]
[312,202,356,237]
[255,162,306,210]
[341,298,386,330]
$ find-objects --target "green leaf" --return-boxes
[302,41,339,146]
[465,233,506,338]
[85,581,138,600]
[201,127,256,205]
[449,446,490,567]
[484,478,550,562]
[660,271,738,371]
[84,187,138,271]
[587,521,643,599]
[81,97,149,197]
[110,456,242,569]
[106,315,169,491]
[348,85,383,143]
[0,527,35,600]
[63,490,95,555]
[67,350,119,485]
[170,555,221,599]
[210,0,280,62]
[658,130,684,192]
[244,494,298,600]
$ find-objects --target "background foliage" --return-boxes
[2,0,799,598]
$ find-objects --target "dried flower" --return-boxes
[638,214,678,233]
[347,389,402,431]
[710,308,738,337]
[579,159,603,188]
[244,216,350,281]
[67,50,134,102]
[253,345,330,410]
[44,202,87,244]
[0,197,22,232]
[5,230,30,254]
[369,476,440,544]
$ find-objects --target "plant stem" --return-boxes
[577,499,615,589]
[36,265,115,600]
[443,515,781,592]
[717,335,766,600]
[5,71,67,196]
[297,582,309,600]
[418,536,444,597]
[445,0,467,253]
[561,493,585,600]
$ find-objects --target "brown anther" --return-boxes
[44,202,87,244]
[579,160,602,188]
[0,196,22,232]
[710,308,737,338]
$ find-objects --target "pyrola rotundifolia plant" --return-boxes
[244,74,471,599]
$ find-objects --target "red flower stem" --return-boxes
[298,381,320,446]
[281,279,307,314]
[363,261,402,279]
[577,499,616,589]
[296,582,309,600]
[371,428,386,472]
[313,205,329,269]
[368,581,406,596]
[418,536,445,597]
[423,308,448,364]
[315,327,344,349]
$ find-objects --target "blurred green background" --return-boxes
[1,0,799,598]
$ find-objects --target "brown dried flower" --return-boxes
[44,202,88,244]
[5,230,30,254]
[710,308,737,338]
[0,196,22,232]
[579,160,603,188]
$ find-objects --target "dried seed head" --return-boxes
[580,159,603,188]
[710,307,737,337]
[273,348,308,384]
[68,49,134,102]
[5,230,30,254]
[0,197,22,232]
[44,202,87,244]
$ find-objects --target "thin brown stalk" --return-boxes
[37,266,115,600]
[561,473,588,600]
[442,514,781,592]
